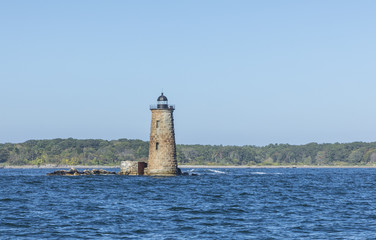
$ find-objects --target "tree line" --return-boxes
[1,138,376,166]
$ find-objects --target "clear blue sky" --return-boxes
[1,1,375,146]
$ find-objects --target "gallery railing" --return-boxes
[150,104,175,110]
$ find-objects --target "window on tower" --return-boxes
[156,120,159,128]
[156,142,159,150]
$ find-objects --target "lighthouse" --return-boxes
[147,93,179,176]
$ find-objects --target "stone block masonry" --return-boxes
[148,109,178,176]
[120,161,138,175]
[147,93,179,176]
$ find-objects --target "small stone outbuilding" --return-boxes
[120,161,147,175]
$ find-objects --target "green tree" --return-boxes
[0,149,10,163]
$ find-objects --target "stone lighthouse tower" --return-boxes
[147,93,179,176]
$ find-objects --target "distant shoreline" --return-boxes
[180,165,376,168]
[2,164,376,169]
[1,165,119,169]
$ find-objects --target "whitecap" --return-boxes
[250,172,282,175]
[208,169,226,174]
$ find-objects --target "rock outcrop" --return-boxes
[47,168,116,176]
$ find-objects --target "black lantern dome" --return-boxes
[150,93,175,110]
[157,93,168,109]
[157,93,168,102]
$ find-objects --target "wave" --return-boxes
[250,172,282,175]
[251,172,267,175]
[207,169,226,174]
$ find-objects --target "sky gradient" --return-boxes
[1,1,376,146]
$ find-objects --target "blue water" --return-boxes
[1,168,376,239]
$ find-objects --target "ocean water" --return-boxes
[1,168,376,239]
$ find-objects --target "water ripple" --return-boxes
[1,168,376,239]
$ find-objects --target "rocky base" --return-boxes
[47,168,117,176]
[47,167,189,176]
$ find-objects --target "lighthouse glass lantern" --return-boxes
[157,93,168,109]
